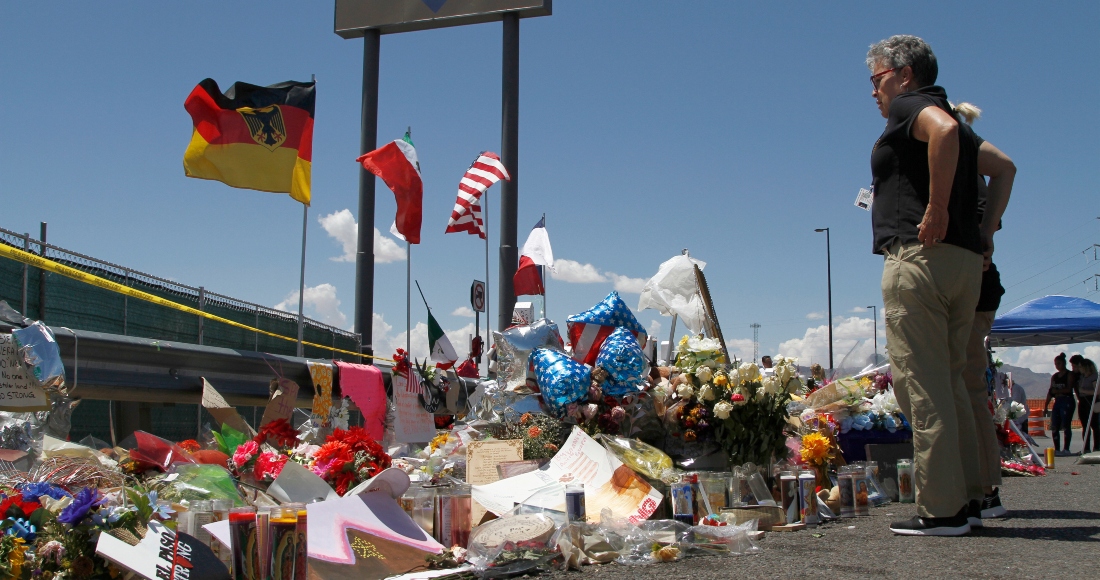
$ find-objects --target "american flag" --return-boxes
[407,371,422,394]
[445,152,510,239]
[567,291,646,366]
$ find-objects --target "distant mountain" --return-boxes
[1000,364,1051,399]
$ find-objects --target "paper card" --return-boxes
[308,361,334,426]
[335,361,386,441]
[466,439,524,524]
[0,333,51,412]
[267,459,341,504]
[855,187,873,210]
[201,378,255,437]
[260,378,300,427]
[306,487,442,579]
[472,427,662,524]
[97,520,230,580]
[392,374,436,443]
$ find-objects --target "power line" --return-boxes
[1000,215,1098,274]
[1002,262,1099,309]
[1003,247,1090,290]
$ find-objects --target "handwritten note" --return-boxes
[0,334,50,412]
[392,374,436,443]
[466,439,523,524]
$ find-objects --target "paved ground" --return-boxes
[546,452,1100,580]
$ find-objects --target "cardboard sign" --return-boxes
[392,374,435,443]
[308,361,335,426]
[335,361,386,441]
[96,520,230,580]
[201,378,255,437]
[465,439,523,524]
[260,378,300,427]
[472,427,662,524]
[0,334,50,412]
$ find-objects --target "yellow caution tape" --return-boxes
[0,243,392,363]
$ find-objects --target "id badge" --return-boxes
[855,186,873,210]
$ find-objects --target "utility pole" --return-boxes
[750,323,761,363]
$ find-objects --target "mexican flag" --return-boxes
[427,310,458,370]
[357,131,423,244]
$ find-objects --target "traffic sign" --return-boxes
[471,280,486,312]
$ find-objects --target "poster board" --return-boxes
[392,374,436,443]
[465,439,523,524]
[0,333,51,411]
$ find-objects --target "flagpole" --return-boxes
[296,202,308,357]
[484,191,491,366]
[541,213,547,320]
[296,73,316,359]
[406,240,411,365]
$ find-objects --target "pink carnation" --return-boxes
[231,440,260,468]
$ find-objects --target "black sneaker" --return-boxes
[981,488,1007,519]
[967,500,983,528]
[889,506,971,536]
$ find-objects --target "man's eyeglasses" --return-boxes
[870,68,899,90]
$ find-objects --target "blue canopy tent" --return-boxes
[990,295,1100,347]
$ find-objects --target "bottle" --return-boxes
[228,506,257,580]
[897,459,914,503]
[268,506,299,580]
[838,466,856,518]
[798,471,819,525]
[293,503,308,580]
[779,471,799,524]
[256,507,271,580]
[565,483,586,523]
[671,474,696,525]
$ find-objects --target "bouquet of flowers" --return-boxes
[308,427,392,495]
[653,336,801,466]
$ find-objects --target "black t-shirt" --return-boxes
[976,262,1004,312]
[870,86,983,255]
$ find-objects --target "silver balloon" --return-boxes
[493,318,564,392]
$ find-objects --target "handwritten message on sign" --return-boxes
[0,334,50,412]
[391,374,436,443]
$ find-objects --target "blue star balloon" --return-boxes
[529,347,591,417]
[566,291,646,365]
[595,327,648,396]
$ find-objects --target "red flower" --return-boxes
[254,418,299,448]
[177,439,201,453]
[731,393,745,402]
[0,494,41,519]
[253,452,289,481]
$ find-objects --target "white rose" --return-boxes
[698,384,716,401]
[762,376,782,395]
[739,362,761,383]
[695,366,713,383]
[728,369,740,384]
[676,383,695,400]
[756,387,767,399]
[785,377,803,394]
[714,401,733,420]
[799,408,817,423]
[776,363,792,384]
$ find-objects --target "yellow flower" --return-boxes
[8,538,26,577]
[800,432,832,465]
[713,373,729,387]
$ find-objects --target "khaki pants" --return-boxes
[882,242,982,517]
[963,310,1002,492]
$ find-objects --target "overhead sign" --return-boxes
[335,0,552,37]
[471,280,486,313]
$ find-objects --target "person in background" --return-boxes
[955,102,1015,523]
[760,355,774,376]
[866,35,988,536]
[1009,379,1030,437]
[1070,355,1098,453]
[1043,353,1076,455]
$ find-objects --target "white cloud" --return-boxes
[851,306,872,314]
[551,259,607,283]
[648,319,663,341]
[610,273,647,294]
[317,209,406,263]
[998,344,1100,374]
[806,312,825,320]
[547,258,647,294]
[274,283,348,329]
[452,306,476,318]
[777,316,880,369]
[724,338,756,363]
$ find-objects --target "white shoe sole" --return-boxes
[981,505,1007,519]
[890,523,971,536]
[968,516,983,528]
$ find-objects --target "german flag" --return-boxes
[183,79,315,205]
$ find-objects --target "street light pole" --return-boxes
[814,228,833,375]
[867,305,877,364]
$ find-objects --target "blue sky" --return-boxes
[2,2,1098,374]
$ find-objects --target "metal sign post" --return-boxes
[335,0,552,355]
[471,279,486,362]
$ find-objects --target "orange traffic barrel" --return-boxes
[1028,408,1046,437]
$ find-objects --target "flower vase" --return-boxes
[813,463,830,489]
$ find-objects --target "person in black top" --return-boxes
[955,102,1015,522]
[1044,352,1077,454]
[866,35,1012,537]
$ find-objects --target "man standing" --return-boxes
[865,35,987,536]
